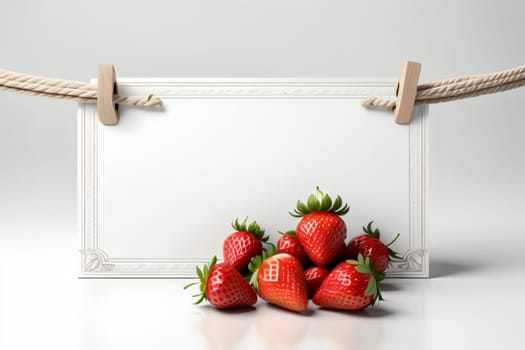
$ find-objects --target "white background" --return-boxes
[0,1,524,349]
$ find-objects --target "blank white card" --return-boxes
[79,79,428,277]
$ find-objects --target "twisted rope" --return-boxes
[362,64,525,109]
[0,68,162,107]
[3,65,523,111]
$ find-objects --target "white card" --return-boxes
[79,79,428,278]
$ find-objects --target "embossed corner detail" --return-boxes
[389,249,426,272]
[81,248,115,273]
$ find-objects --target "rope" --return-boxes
[362,64,525,109]
[3,65,524,111]
[0,68,162,107]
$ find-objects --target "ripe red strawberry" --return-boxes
[249,250,308,313]
[346,221,401,273]
[332,242,348,266]
[313,254,384,311]
[184,256,257,309]
[223,218,269,270]
[290,187,349,266]
[277,230,311,267]
[304,266,330,298]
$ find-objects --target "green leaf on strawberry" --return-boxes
[224,217,272,271]
[320,194,332,211]
[184,256,257,309]
[248,244,276,289]
[290,186,349,218]
[363,221,402,261]
[291,187,349,266]
[347,253,385,305]
[249,250,309,313]
[232,217,269,243]
[184,256,217,305]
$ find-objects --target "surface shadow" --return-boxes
[380,282,402,291]
[318,306,397,318]
[430,258,487,278]
[211,305,256,314]
[264,303,315,316]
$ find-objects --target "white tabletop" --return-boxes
[0,226,524,350]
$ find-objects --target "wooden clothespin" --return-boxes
[393,61,421,124]
[97,64,119,125]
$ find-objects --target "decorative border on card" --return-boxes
[79,81,428,278]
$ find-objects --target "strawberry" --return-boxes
[249,249,308,313]
[290,187,349,266]
[277,230,311,267]
[223,218,269,270]
[313,254,384,311]
[184,256,257,309]
[304,266,330,298]
[346,221,401,273]
[332,242,348,266]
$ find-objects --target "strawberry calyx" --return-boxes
[362,221,381,239]
[363,221,402,261]
[385,233,402,260]
[183,256,217,305]
[346,253,385,305]
[247,244,277,289]
[290,186,350,218]
[278,230,297,237]
[232,217,269,243]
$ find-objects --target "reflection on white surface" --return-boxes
[0,231,525,350]
[194,306,255,350]
[254,304,312,349]
[193,300,395,350]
